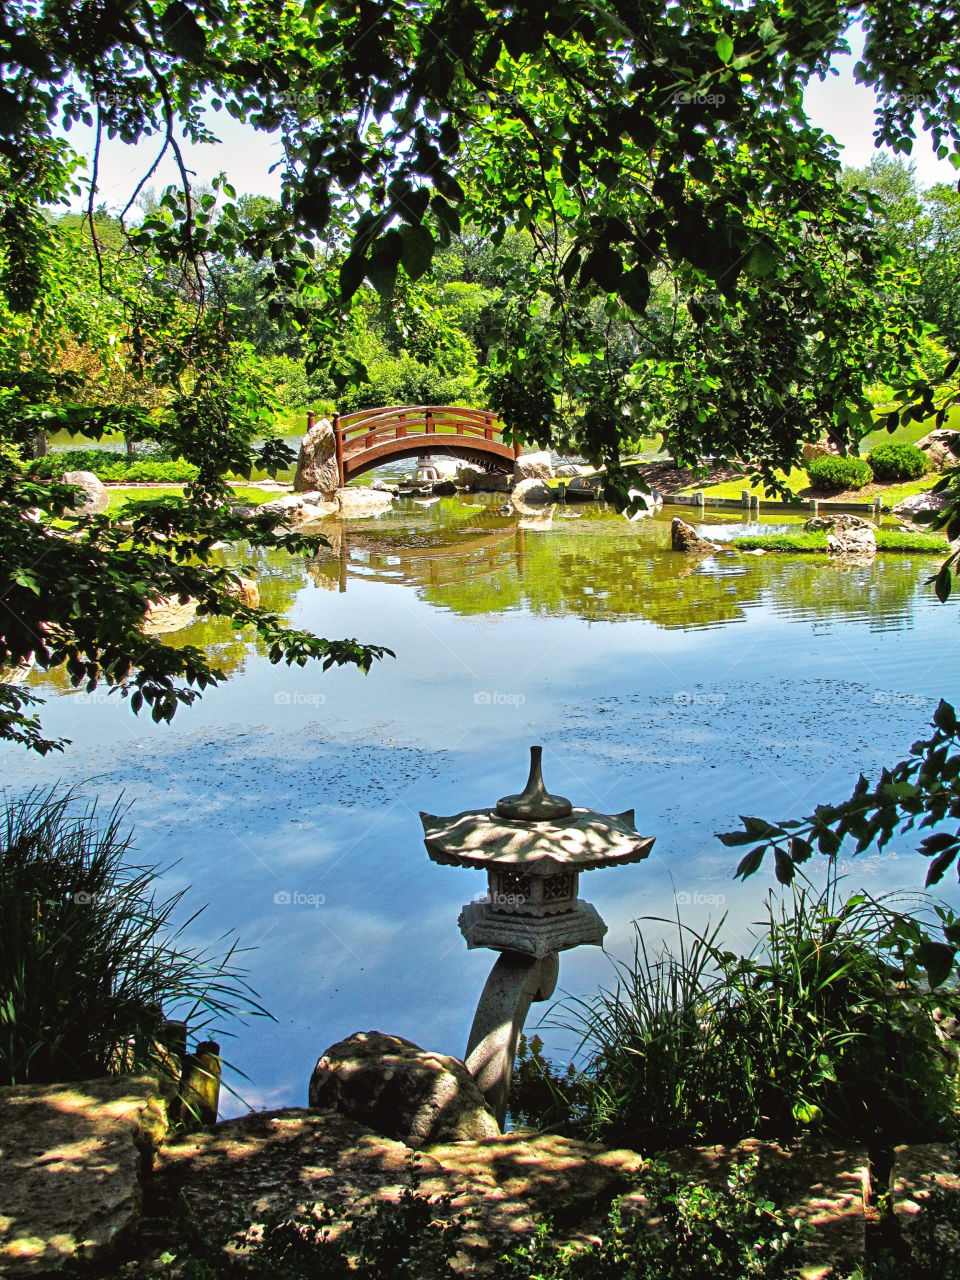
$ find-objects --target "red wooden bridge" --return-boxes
[315,405,520,486]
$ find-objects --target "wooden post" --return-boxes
[333,414,344,488]
[741,490,750,508]
[177,1040,221,1128]
[873,499,882,525]
[426,409,435,434]
[695,491,705,510]
[307,410,316,432]
[751,495,760,516]
[812,499,819,517]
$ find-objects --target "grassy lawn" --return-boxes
[732,528,948,554]
[104,484,280,517]
[686,468,940,506]
[676,402,959,504]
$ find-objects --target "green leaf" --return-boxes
[791,1101,821,1125]
[292,187,329,232]
[926,847,959,886]
[716,33,734,63]
[366,231,402,298]
[398,223,434,282]
[744,243,778,279]
[789,836,813,863]
[734,846,766,878]
[773,846,794,884]
[338,253,366,302]
[915,940,956,988]
[934,699,958,735]
[160,1,206,62]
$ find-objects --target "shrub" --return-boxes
[27,449,198,483]
[868,441,929,482]
[542,870,960,1151]
[806,455,874,492]
[0,787,268,1086]
[141,1154,808,1280]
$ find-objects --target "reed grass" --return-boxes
[544,870,959,1150]
[0,786,270,1086]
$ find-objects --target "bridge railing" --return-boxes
[333,405,507,454]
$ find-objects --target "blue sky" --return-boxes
[68,23,957,211]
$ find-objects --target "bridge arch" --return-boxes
[326,405,520,485]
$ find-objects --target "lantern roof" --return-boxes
[420,746,654,873]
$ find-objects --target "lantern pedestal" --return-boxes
[464,951,559,1129]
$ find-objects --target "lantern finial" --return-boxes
[496,745,572,821]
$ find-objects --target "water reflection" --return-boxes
[294,500,935,633]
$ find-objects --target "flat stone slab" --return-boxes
[121,1109,645,1273]
[0,1075,165,1275]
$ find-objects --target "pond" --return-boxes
[5,491,960,1115]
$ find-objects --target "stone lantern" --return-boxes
[421,745,654,1126]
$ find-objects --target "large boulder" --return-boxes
[61,470,108,517]
[513,451,554,483]
[564,475,600,501]
[0,1075,166,1275]
[893,490,949,520]
[259,491,337,527]
[671,517,719,555]
[916,429,960,472]
[223,575,260,607]
[804,514,870,532]
[293,417,339,497]
[335,487,394,518]
[510,477,553,510]
[142,595,199,635]
[827,524,877,561]
[308,1031,499,1147]
[457,464,510,492]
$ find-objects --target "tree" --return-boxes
[5,0,960,750]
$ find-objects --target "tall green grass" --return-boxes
[542,871,959,1151]
[0,787,269,1085]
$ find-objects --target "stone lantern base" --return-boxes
[458,900,606,958]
